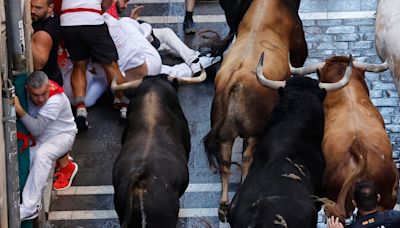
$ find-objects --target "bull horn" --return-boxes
[111,76,143,91]
[256,52,286,89]
[353,59,389,72]
[289,58,326,75]
[167,64,207,84]
[319,55,353,92]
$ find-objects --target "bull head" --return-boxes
[111,66,207,91]
[256,53,353,92]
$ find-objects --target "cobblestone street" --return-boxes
[46,0,400,227]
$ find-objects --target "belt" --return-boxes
[61,8,103,15]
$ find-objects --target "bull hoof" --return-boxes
[218,202,230,223]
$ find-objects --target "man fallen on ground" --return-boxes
[111,0,220,77]
[99,0,220,118]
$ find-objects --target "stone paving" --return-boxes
[47,0,400,227]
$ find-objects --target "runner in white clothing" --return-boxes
[15,71,78,221]
[113,0,221,75]
[60,0,126,132]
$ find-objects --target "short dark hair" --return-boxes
[27,71,49,89]
[354,180,378,211]
[47,0,53,5]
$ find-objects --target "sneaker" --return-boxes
[189,54,222,74]
[20,204,42,221]
[184,19,196,34]
[53,161,78,191]
[75,108,88,132]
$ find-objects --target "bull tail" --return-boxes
[322,139,367,220]
[203,118,224,169]
[120,165,147,228]
[203,116,242,170]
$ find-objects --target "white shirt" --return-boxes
[60,0,104,26]
[28,93,77,143]
[103,13,146,71]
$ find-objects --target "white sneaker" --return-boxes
[189,54,222,74]
[173,63,193,78]
[20,204,42,221]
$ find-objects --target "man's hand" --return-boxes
[130,5,144,20]
[14,95,26,117]
[327,216,344,228]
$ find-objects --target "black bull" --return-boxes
[228,76,326,228]
[113,76,191,228]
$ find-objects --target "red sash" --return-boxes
[54,0,102,15]
[61,8,103,15]
[17,132,36,154]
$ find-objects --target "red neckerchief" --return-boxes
[107,2,119,19]
[49,80,64,97]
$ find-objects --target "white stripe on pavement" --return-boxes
[48,208,220,220]
[48,205,400,220]
[138,11,375,24]
[56,183,229,195]
[49,210,118,220]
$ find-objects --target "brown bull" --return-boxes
[203,0,307,221]
[310,56,399,221]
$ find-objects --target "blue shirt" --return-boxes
[349,210,400,228]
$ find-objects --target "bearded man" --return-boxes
[31,0,63,86]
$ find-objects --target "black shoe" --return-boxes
[184,19,196,34]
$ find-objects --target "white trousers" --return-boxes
[62,62,109,107]
[21,133,75,212]
[119,17,162,76]
[153,27,199,65]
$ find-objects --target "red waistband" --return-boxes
[61,8,103,15]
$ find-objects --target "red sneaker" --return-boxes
[53,161,78,191]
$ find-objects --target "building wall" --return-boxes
[0,0,9,226]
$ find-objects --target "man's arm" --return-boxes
[32,31,53,70]
[14,95,52,136]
